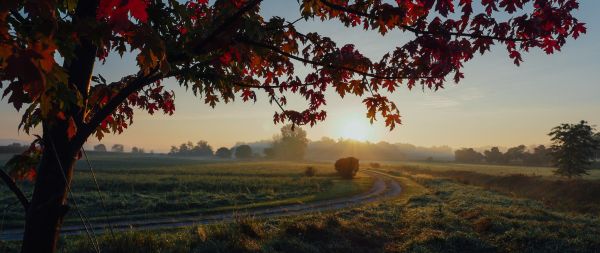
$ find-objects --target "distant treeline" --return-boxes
[168,140,254,159]
[0,143,27,154]
[306,138,453,161]
[454,145,552,166]
[91,144,150,153]
[236,137,453,162]
[169,141,214,156]
[455,144,600,168]
[455,123,600,169]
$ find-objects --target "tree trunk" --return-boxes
[21,125,79,253]
[20,1,99,251]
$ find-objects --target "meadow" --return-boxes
[3,155,600,252]
[0,153,372,229]
[380,162,600,214]
[382,160,600,179]
[6,164,598,253]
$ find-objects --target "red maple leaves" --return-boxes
[5,139,43,182]
[97,0,149,32]
[0,0,588,151]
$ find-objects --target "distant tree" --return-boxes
[93,144,107,152]
[269,124,308,160]
[549,121,600,178]
[170,140,212,156]
[0,143,26,154]
[235,145,253,159]
[215,147,232,159]
[192,140,214,156]
[111,144,124,153]
[504,145,527,164]
[484,147,504,164]
[169,146,179,155]
[7,143,21,148]
[179,142,192,154]
[455,148,484,163]
[523,145,551,166]
[131,147,145,153]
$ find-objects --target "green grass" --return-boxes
[4,155,600,252]
[381,164,600,215]
[0,154,373,229]
[24,170,600,253]
[382,161,600,180]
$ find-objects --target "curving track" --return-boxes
[0,170,401,241]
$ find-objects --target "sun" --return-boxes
[339,117,371,141]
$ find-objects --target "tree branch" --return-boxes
[0,168,29,211]
[237,37,435,80]
[73,71,163,147]
[318,0,529,42]
[192,0,263,54]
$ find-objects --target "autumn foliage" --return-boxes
[0,0,587,199]
[2,0,586,143]
[0,0,588,251]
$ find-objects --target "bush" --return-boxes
[369,162,381,168]
[335,157,359,179]
[304,166,317,177]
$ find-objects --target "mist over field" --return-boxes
[2,0,600,252]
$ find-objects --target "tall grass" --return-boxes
[0,156,371,229]
[41,172,600,253]
[389,165,600,214]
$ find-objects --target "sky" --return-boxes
[1,1,599,152]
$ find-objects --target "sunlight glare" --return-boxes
[339,117,371,141]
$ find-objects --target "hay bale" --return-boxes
[334,157,359,179]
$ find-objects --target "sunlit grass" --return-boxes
[381,160,600,180]
[0,155,373,229]
[29,170,600,253]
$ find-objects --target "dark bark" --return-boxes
[21,1,98,252]
[21,124,78,253]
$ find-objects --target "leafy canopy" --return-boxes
[0,0,586,143]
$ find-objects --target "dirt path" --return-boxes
[0,171,401,241]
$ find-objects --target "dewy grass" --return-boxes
[0,155,374,229]
[27,170,600,253]
[387,164,600,214]
[383,160,600,180]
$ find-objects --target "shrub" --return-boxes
[305,166,317,177]
[335,157,359,179]
[369,162,381,168]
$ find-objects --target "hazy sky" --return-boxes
[1,1,599,152]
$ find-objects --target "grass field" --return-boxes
[10,167,598,253]
[380,162,600,215]
[0,153,373,229]
[382,161,600,180]
[3,156,600,252]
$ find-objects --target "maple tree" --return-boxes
[0,0,586,252]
